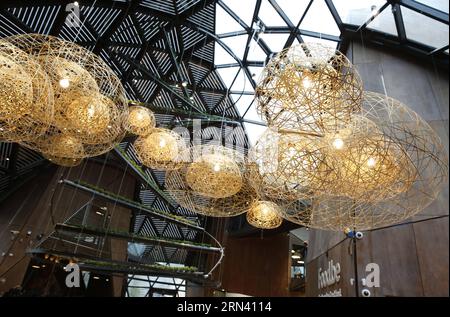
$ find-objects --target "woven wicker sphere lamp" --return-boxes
[248,128,332,201]
[246,200,283,229]
[277,92,448,231]
[127,105,156,136]
[166,145,254,217]
[5,34,128,160]
[134,128,186,170]
[40,134,84,167]
[0,39,54,142]
[255,42,363,134]
[185,146,243,199]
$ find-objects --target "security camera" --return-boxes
[355,231,364,239]
[361,289,371,297]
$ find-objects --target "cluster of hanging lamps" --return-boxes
[248,42,448,231]
[0,34,128,167]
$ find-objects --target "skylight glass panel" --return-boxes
[221,34,248,59]
[258,0,287,27]
[214,42,236,65]
[301,0,340,36]
[414,0,449,13]
[243,103,263,122]
[248,66,264,82]
[333,0,387,26]
[301,35,339,50]
[366,4,397,36]
[216,66,240,87]
[232,94,255,116]
[230,68,253,93]
[276,0,311,25]
[247,39,268,61]
[259,33,289,53]
[221,0,257,27]
[216,5,245,34]
[402,7,449,49]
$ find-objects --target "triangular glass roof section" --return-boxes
[247,38,268,61]
[232,94,255,117]
[302,35,339,50]
[216,66,240,88]
[230,68,254,93]
[259,33,290,53]
[258,0,287,27]
[414,0,449,13]
[221,34,248,60]
[214,41,236,65]
[366,4,397,36]
[301,0,340,36]
[221,0,257,27]
[248,66,264,82]
[276,0,311,25]
[402,6,449,49]
[215,4,245,34]
[333,0,387,26]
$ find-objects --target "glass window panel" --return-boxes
[366,5,397,36]
[402,7,449,49]
[415,0,449,13]
[333,0,387,26]
[230,68,254,92]
[247,39,267,61]
[258,0,286,27]
[232,94,254,116]
[214,42,236,65]
[216,66,239,87]
[216,5,245,34]
[301,0,340,36]
[248,66,264,82]
[221,34,248,59]
[302,35,339,50]
[244,103,263,122]
[221,0,257,27]
[243,123,267,146]
[276,0,311,25]
[259,33,289,53]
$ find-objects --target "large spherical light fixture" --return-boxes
[276,92,448,231]
[5,34,128,158]
[185,147,243,199]
[321,115,416,202]
[246,200,283,229]
[0,39,54,143]
[127,105,156,136]
[166,145,253,217]
[255,42,363,134]
[134,128,186,170]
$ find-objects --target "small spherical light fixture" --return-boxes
[134,128,186,170]
[127,105,156,136]
[166,145,253,217]
[246,200,283,229]
[185,151,243,199]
